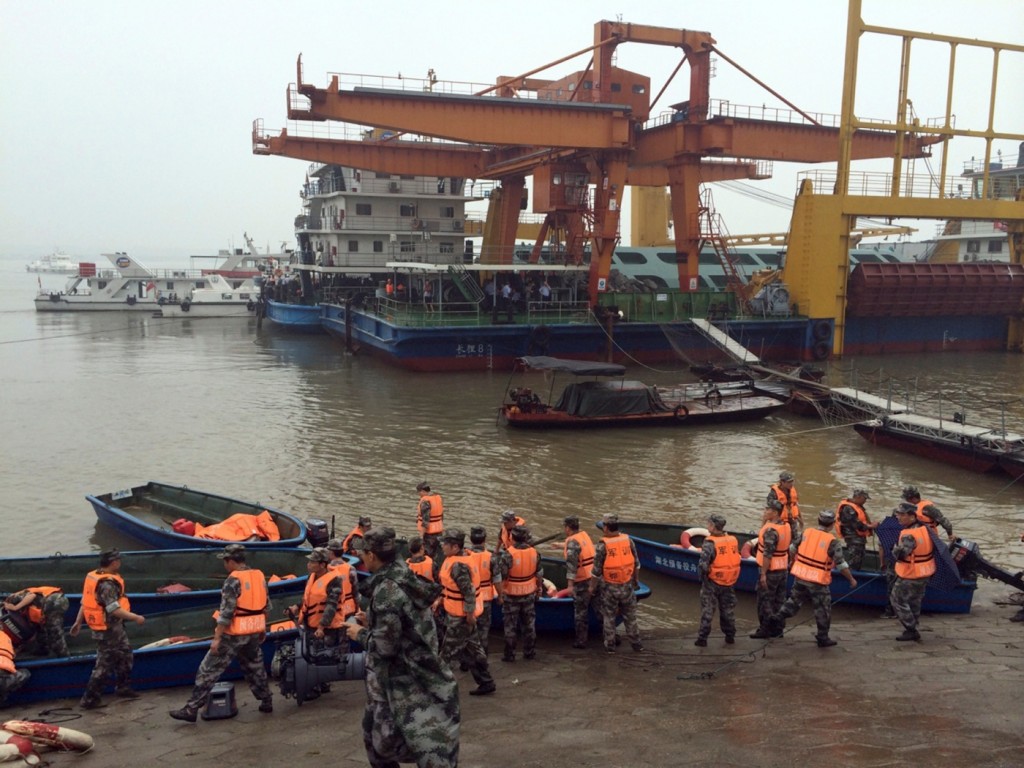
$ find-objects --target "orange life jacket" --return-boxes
[771,484,801,523]
[564,532,595,581]
[914,500,939,529]
[328,560,358,616]
[0,632,15,674]
[600,533,635,585]
[835,500,872,538]
[213,568,268,635]
[706,534,741,586]
[895,525,937,579]
[300,571,346,630]
[789,528,835,585]
[439,554,482,617]
[417,494,444,536]
[756,522,792,571]
[81,571,130,631]
[406,555,435,582]
[469,550,495,600]
[21,586,62,626]
[499,517,526,550]
[504,546,540,597]
[194,511,281,542]
[342,526,366,554]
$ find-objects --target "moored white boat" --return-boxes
[26,250,80,274]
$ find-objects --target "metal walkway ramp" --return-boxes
[691,318,760,364]
[447,264,485,304]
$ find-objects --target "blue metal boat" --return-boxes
[263,298,323,332]
[607,521,976,614]
[87,481,309,549]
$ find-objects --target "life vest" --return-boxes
[417,493,444,536]
[21,586,62,626]
[194,510,281,542]
[439,554,482,617]
[0,632,15,674]
[328,560,358,616]
[81,571,130,631]
[300,571,346,630]
[835,500,872,539]
[895,525,937,580]
[756,522,792,571]
[789,528,835,586]
[342,526,366,554]
[504,546,540,597]
[706,534,741,586]
[406,555,435,582]
[213,569,268,635]
[0,609,36,646]
[771,484,801,523]
[499,516,526,550]
[469,549,495,599]
[564,532,595,581]
[913,500,939,530]
[600,533,635,585]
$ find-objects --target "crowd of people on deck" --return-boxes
[1,473,1021,767]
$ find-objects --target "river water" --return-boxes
[2,254,1022,627]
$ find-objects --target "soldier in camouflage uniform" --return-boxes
[3,586,70,656]
[563,515,596,649]
[750,499,790,639]
[694,514,739,647]
[169,544,273,721]
[498,525,542,662]
[287,547,345,699]
[770,510,857,647]
[836,488,877,570]
[890,505,937,642]
[70,549,145,708]
[0,631,30,705]
[590,513,643,653]
[435,528,496,696]
[347,527,460,767]
[468,526,501,654]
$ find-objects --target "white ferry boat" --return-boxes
[26,250,80,274]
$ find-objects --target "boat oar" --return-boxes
[530,531,564,548]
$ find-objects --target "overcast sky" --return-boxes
[2,0,1021,260]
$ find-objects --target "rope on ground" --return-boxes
[29,706,83,724]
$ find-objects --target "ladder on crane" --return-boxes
[699,188,752,313]
[447,263,486,304]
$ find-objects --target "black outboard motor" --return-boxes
[0,608,37,648]
[276,627,366,705]
[950,538,1024,591]
[305,518,330,548]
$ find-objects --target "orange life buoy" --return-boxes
[679,526,710,551]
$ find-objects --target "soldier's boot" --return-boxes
[768,616,786,638]
[571,640,587,649]
[749,626,770,639]
[501,643,515,662]
[168,706,198,722]
[694,636,708,647]
[79,693,103,710]
[115,686,140,699]
[469,682,496,696]
[816,636,837,648]
[1010,608,1024,623]
[896,628,921,642]
[631,641,644,652]
[724,635,735,645]
[523,646,536,660]
[880,605,897,619]
[259,697,273,713]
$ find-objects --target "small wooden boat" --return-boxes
[609,520,976,614]
[498,356,784,429]
[87,481,309,549]
[489,556,652,633]
[8,583,307,705]
[0,548,357,617]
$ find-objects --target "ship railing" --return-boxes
[797,169,968,200]
[644,101,891,131]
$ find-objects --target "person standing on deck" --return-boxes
[405,536,435,582]
[769,470,803,538]
[498,525,542,662]
[563,515,596,649]
[890,504,938,642]
[694,514,740,647]
[169,544,273,721]
[496,509,526,554]
[468,526,500,654]
[415,482,444,559]
[835,488,877,570]
[590,513,643,654]
[3,585,70,656]
[750,499,791,639]
[287,547,348,700]
[901,485,955,541]
[70,549,145,709]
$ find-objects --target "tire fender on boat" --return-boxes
[812,319,832,341]
[679,526,710,550]
[180,298,191,313]
[674,404,689,421]
[812,340,830,361]
[704,388,723,407]
[246,300,255,311]
[528,324,551,354]
[1,721,93,753]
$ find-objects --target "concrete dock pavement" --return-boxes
[5,578,1022,767]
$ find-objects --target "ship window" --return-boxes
[610,83,622,92]
[373,240,384,253]
[583,81,593,90]
[355,203,372,216]
[164,282,173,290]
[733,253,760,266]
[708,274,729,289]
[348,241,359,252]
[400,204,417,217]
[761,253,783,268]
[698,253,719,266]
[657,252,683,265]
[634,274,668,288]
[632,84,646,94]
[240,293,251,300]
[988,240,1003,254]
[374,172,392,179]
[440,206,455,218]
[98,281,107,289]
[400,241,416,253]
[222,294,232,300]
[440,243,455,254]
[614,251,647,265]
[400,174,415,180]
[966,240,981,253]
[196,281,207,289]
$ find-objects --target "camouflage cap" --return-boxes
[901,485,920,500]
[440,527,466,546]
[779,471,796,482]
[99,548,122,566]
[500,509,518,523]
[216,543,247,560]
[352,527,397,555]
[306,547,331,564]
[851,488,870,499]
[602,512,619,524]
[895,502,917,516]
[357,516,373,527]
[563,514,580,528]
[707,513,727,530]
[416,481,430,492]
[326,538,345,552]
[817,509,837,525]
[511,524,530,542]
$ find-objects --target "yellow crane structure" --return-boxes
[253,17,941,311]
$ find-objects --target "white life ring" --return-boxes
[139,635,193,650]
[0,732,39,765]
[679,526,710,551]
[1,721,94,753]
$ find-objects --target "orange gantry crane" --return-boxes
[254,20,941,305]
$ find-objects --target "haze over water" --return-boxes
[3,254,1022,623]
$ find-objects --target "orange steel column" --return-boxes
[587,154,629,304]
[667,160,703,291]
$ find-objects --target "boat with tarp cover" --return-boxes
[498,356,783,429]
